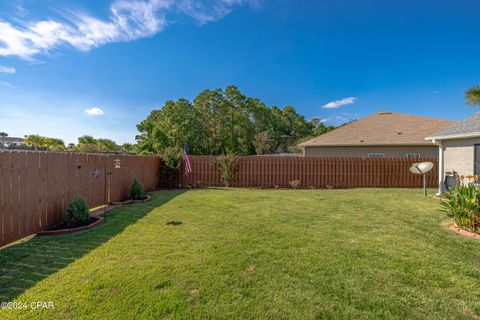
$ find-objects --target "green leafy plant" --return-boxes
[65,195,89,228]
[218,153,237,187]
[441,182,480,232]
[289,180,301,189]
[159,146,183,187]
[130,177,145,200]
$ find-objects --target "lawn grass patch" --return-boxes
[1,188,480,319]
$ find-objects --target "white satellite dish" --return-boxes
[409,162,434,196]
[409,162,434,175]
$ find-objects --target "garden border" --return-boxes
[37,195,152,237]
[37,216,104,236]
[448,224,480,240]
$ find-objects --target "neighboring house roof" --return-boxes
[425,112,480,141]
[1,137,24,143]
[299,112,454,147]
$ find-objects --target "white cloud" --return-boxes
[0,0,256,60]
[0,65,16,74]
[85,107,104,116]
[178,0,260,24]
[322,97,356,109]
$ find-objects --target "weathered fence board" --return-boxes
[0,151,160,247]
[182,156,438,189]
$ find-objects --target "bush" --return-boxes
[65,195,89,228]
[442,182,480,232]
[289,180,301,189]
[130,177,145,200]
[218,153,237,187]
[159,147,183,187]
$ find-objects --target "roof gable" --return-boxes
[426,112,480,140]
[299,112,454,147]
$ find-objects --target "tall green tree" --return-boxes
[136,99,204,154]
[136,85,335,155]
[466,85,480,106]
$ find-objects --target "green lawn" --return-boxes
[1,188,480,319]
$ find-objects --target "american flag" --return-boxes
[183,144,192,176]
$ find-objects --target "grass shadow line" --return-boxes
[0,190,185,302]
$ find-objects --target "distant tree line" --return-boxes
[1,134,134,153]
[135,85,335,155]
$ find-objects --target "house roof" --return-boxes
[425,112,480,140]
[299,112,454,147]
[0,137,24,143]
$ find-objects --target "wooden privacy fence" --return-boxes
[182,156,438,189]
[0,151,160,247]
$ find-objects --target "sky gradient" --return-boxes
[0,0,479,144]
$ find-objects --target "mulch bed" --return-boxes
[37,216,104,236]
[111,194,152,205]
[38,194,154,237]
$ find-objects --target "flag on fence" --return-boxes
[183,144,192,176]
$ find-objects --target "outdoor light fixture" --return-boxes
[114,158,121,169]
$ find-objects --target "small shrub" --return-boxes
[218,153,237,187]
[159,147,183,187]
[65,195,89,228]
[441,182,480,232]
[130,177,145,200]
[289,180,301,189]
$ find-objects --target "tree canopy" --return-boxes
[24,135,65,151]
[21,134,128,153]
[136,85,335,155]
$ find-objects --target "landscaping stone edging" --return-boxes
[37,216,104,236]
[448,224,480,240]
[111,194,151,205]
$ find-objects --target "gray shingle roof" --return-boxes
[426,112,480,140]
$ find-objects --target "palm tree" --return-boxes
[465,85,480,106]
[24,134,44,151]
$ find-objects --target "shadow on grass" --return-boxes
[0,190,184,302]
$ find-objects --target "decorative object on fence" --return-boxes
[409,162,434,196]
[114,158,122,169]
[91,168,100,179]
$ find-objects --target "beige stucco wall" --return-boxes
[303,145,439,158]
[443,138,480,176]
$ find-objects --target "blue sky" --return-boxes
[0,0,479,144]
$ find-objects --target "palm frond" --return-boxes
[465,85,480,106]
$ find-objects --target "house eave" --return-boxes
[425,132,480,141]
[298,143,434,148]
